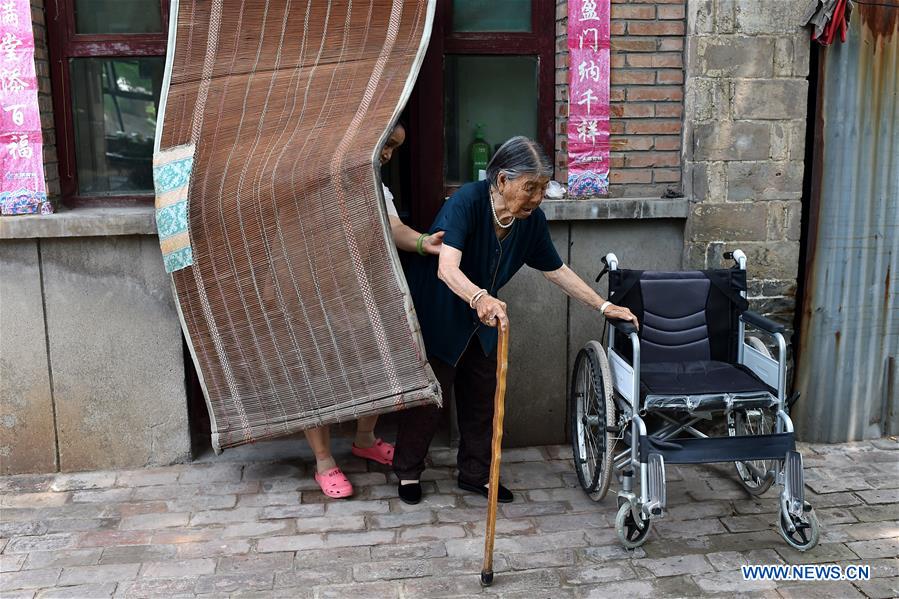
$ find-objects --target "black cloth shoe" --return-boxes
[398,481,422,505]
[458,477,514,503]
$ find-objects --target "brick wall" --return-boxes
[32,0,60,200]
[555,0,687,198]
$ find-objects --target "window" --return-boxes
[48,0,169,205]
[407,0,555,229]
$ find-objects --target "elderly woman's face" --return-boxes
[498,173,550,219]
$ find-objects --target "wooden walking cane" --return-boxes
[480,319,509,587]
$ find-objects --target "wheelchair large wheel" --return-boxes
[569,340,615,500]
[728,337,777,496]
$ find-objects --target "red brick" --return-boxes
[654,168,682,183]
[610,103,655,118]
[611,5,656,19]
[556,53,569,69]
[624,53,654,68]
[612,135,654,150]
[610,20,627,35]
[653,53,683,67]
[658,5,686,19]
[610,154,626,168]
[610,86,626,101]
[626,119,682,135]
[657,69,684,84]
[610,120,626,134]
[659,38,684,51]
[611,169,653,184]
[628,21,685,36]
[655,103,683,118]
[653,136,683,150]
[625,152,680,168]
[611,69,656,85]
[610,54,626,68]
[612,38,657,52]
[627,86,683,101]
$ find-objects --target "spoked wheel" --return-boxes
[728,337,777,496]
[779,508,820,551]
[569,340,615,500]
[615,502,652,549]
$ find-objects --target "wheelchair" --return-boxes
[569,250,820,551]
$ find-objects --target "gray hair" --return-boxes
[485,136,553,189]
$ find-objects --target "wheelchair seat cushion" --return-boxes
[640,361,777,413]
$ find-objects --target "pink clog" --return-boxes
[313,467,353,498]
[351,438,395,466]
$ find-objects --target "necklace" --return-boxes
[490,190,515,229]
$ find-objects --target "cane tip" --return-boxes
[480,570,494,587]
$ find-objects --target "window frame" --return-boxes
[47,0,170,206]
[408,0,555,230]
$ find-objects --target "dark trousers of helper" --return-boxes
[393,342,497,486]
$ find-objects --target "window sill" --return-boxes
[541,197,690,221]
[0,205,157,240]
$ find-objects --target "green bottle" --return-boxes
[470,123,491,181]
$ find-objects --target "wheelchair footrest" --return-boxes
[641,433,795,465]
[783,449,805,517]
[645,453,666,517]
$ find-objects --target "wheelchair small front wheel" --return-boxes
[569,341,615,500]
[615,502,651,549]
[778,508,820,551]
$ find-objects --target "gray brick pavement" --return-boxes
[0,439,896,597]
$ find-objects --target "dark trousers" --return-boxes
[394,342,497,485]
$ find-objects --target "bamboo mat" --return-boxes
[155,0,440,452]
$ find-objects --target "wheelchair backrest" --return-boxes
[608,268,747,364]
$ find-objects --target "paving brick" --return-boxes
[779,581,866,598]
[115,577,197,597]
[241,462,303,481]
[370,541,446,560]
[139,558,216,579]
[236,492,300,507]
[58,563,140,585]
[0,554,27,572]
[189,508,262,526]
[99,544,178,565]
[0,567,60,591]
[167,494,237,512]
[507,548,576,570]
[260,504,325,519]
[446,530,587,557]
[352,559,431,582]
[6,534,76,554]
[324,530,395,548]
[0,521,49,537]
[196,572,275,594]
[1,493,70,509]
[314,580,400,599]
[323,500,390,516]
[370,510,433,529]
[692,570,777,593]
[560,561,637,584]
[120,512,189,530]
[75,531,152,549]
[294,515,365,533]
[858,489,899,505]
[399,575,482,598]
[44,518,119,534]
[639,553,715,577]
[71,489,132,504]
[177,464,244,484]
[217,552,294,574]
[854,575,899,599]
[175,539,252,559]
[274,566,352,588]
[847,538,899,559]
[115,468,181,487]
[222,520,294,538]
[35,583,117,598]
[22,548,103,570]
[397,525,466,543]
[256,534,326,553]
[49,472,117,492]
[293,546,371,568]
[501,501,571,519]
[776,542,860,564]
[389,494,457,512]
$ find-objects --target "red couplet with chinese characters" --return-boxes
[0,0,50,215]
[567,0,610,197]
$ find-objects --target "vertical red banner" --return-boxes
[0,0,50,215]
[567,0,610,197]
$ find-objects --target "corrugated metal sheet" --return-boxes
[795,5,899,443]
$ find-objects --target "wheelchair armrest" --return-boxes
[607,317,638,336]
[742,311,785,334]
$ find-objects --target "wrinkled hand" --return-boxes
[475,295,508,329]
[423,231,445,255]
[604,304,640,329]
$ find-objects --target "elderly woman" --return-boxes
[394,136,639,504]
